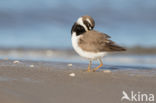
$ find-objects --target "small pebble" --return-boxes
[30,65,34,68]
[13,60,20,64]
[103,70,111,73]
[67,64,72,67]
[69,73,75,77]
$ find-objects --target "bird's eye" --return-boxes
[84,21,92,30]
[88,24,92,30]
[88,23,91,27]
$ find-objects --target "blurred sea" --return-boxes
[0,0,156,68]
[0,49,156,68]
[0,0,156,48]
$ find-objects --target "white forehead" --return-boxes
[77,17,84,26]
[76,17,88,31]
[77,17,92,25]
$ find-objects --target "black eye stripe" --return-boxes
[83,21,90,30]
[71,23,86,36]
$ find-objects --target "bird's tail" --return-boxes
[109,44,126,51]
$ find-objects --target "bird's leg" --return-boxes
[93,58,103,72]
[87,60,92,72]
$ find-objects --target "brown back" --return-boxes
[78,30,126,52]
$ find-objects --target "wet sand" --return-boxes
[0,60,156,103]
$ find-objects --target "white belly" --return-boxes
[71,32,107,60]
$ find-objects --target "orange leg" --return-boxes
[87,60,92,72]
[93,58,103,72]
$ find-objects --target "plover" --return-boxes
[71,15,126,72]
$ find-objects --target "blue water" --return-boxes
[0,49,155,68]
[0,24,71,48]
[0,0,156,48]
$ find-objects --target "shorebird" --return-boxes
[71,15,126,72]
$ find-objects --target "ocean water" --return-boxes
[0,24,71,48]
[0,49,156,68]
[0,0,156,48]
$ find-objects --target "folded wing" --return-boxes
[78,30,126,52]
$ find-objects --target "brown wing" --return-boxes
[78,30,126,52]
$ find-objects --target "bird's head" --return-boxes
[71,15,95,36]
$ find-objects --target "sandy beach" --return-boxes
[0,60,155,103]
